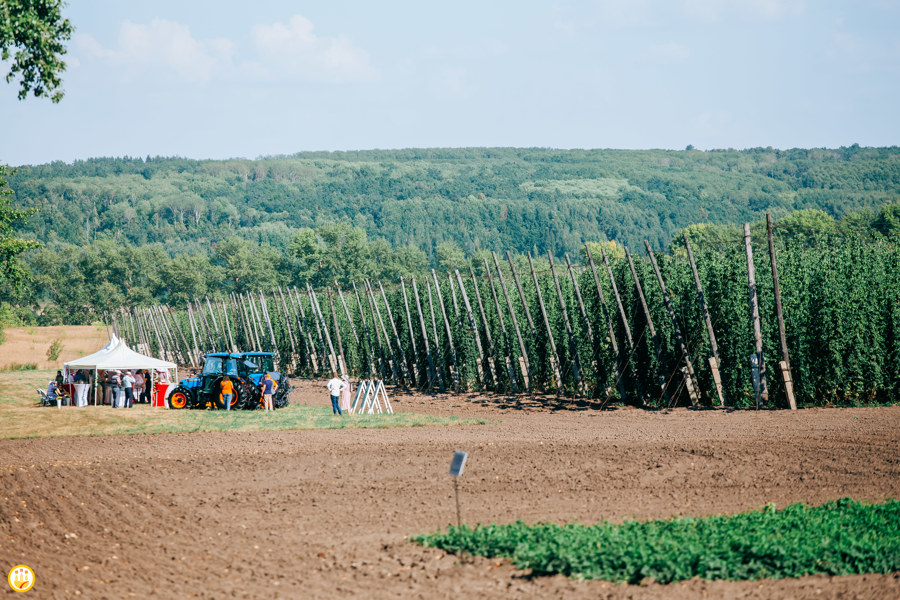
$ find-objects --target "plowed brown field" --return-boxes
[1,380,898,599]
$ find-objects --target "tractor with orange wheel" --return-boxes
[167,353,268,410]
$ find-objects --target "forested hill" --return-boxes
[10,146,900,256]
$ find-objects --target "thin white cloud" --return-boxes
[77,19,233,83]
[75,15,375,85]
[251,15,377,83]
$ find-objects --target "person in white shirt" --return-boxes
[326,374,344,415]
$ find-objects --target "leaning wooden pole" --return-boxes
[600,246,634,351]
[219,300,236,352]
[400,278,421,388]
[248,294,268,351]
[492,253,531,391]
[548,252,584,394]
[378,281,411,387]
[154,306,178,362]
[767,213,797,410]
[370,280,402,384]
[484,257,519,393]
[352,282,378,378]
[146,308,167,360]
[309,284,341,376]
[166,306,193,366]
[528,253,564,392]
[162,306,188,366]
[363,281,392,381]
[505,251,537,335]
[645,241,700,407]
[744,223,769,408]
[295,287,318,374]
[259,292,281,367]
[625,247,669,405]
[291,287,319,373]
[565,254,599,392]
[433,270,461,391]
[425,280,448,392]
[335,282,361,346]
[412,277,440,391]
[206,297,224,349]
[455,269,491,387]
[684,234,726,406]
[240,293,260,351]
[469,265,500,388]
[195,299,215,350]
[276,288,298,372]
[186,303,201,363]
[327,289,347,375]
[305,287,329,372]
[585,244,626,400]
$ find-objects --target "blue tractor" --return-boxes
[168,352,291,410]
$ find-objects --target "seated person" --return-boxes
[47,380,59,403]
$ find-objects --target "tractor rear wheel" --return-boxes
[169,386,191,410]
[234,377,261,410]
[274,375,291,408]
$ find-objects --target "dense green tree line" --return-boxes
[2,205,898,329]
[7,147,899,259]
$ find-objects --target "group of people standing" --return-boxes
[101,369,152,408]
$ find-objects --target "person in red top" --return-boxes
[220,375,234,411]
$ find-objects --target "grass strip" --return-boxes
[0,369,486,439]
[414,498,900,583]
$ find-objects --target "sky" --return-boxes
[1,0,898,166]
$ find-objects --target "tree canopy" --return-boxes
[0,0,73,102]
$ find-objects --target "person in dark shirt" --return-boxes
[261,373,277,412]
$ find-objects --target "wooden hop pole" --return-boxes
[645,241,700,407]
[548,251,584,394]
[683,233,726,406]
[743,223,769,408]
[585,244,626,400]
[433,270,461,391]
[484,257,519,393]
[767,214,797,410]
[455,269,491,387]
[493,253,531,391]
[625,247,669,405]
[528,252,564,392]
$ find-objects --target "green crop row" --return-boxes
[413,498,900,584]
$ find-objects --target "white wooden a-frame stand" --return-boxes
[350,380,393,414]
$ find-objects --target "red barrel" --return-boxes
[153,383,170,407]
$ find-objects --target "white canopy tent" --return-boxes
[64,338,177,406]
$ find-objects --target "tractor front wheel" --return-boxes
[169,386,191,410]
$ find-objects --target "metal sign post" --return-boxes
[449,451,468,530]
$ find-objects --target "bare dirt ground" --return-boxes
[1,379,898,599]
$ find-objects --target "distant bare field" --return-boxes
[0,325,112,370]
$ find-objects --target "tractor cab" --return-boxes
[237,352,278,385]
[200,354,240,396]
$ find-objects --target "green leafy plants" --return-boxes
[46,337,63,361]
[413,498,900,583]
